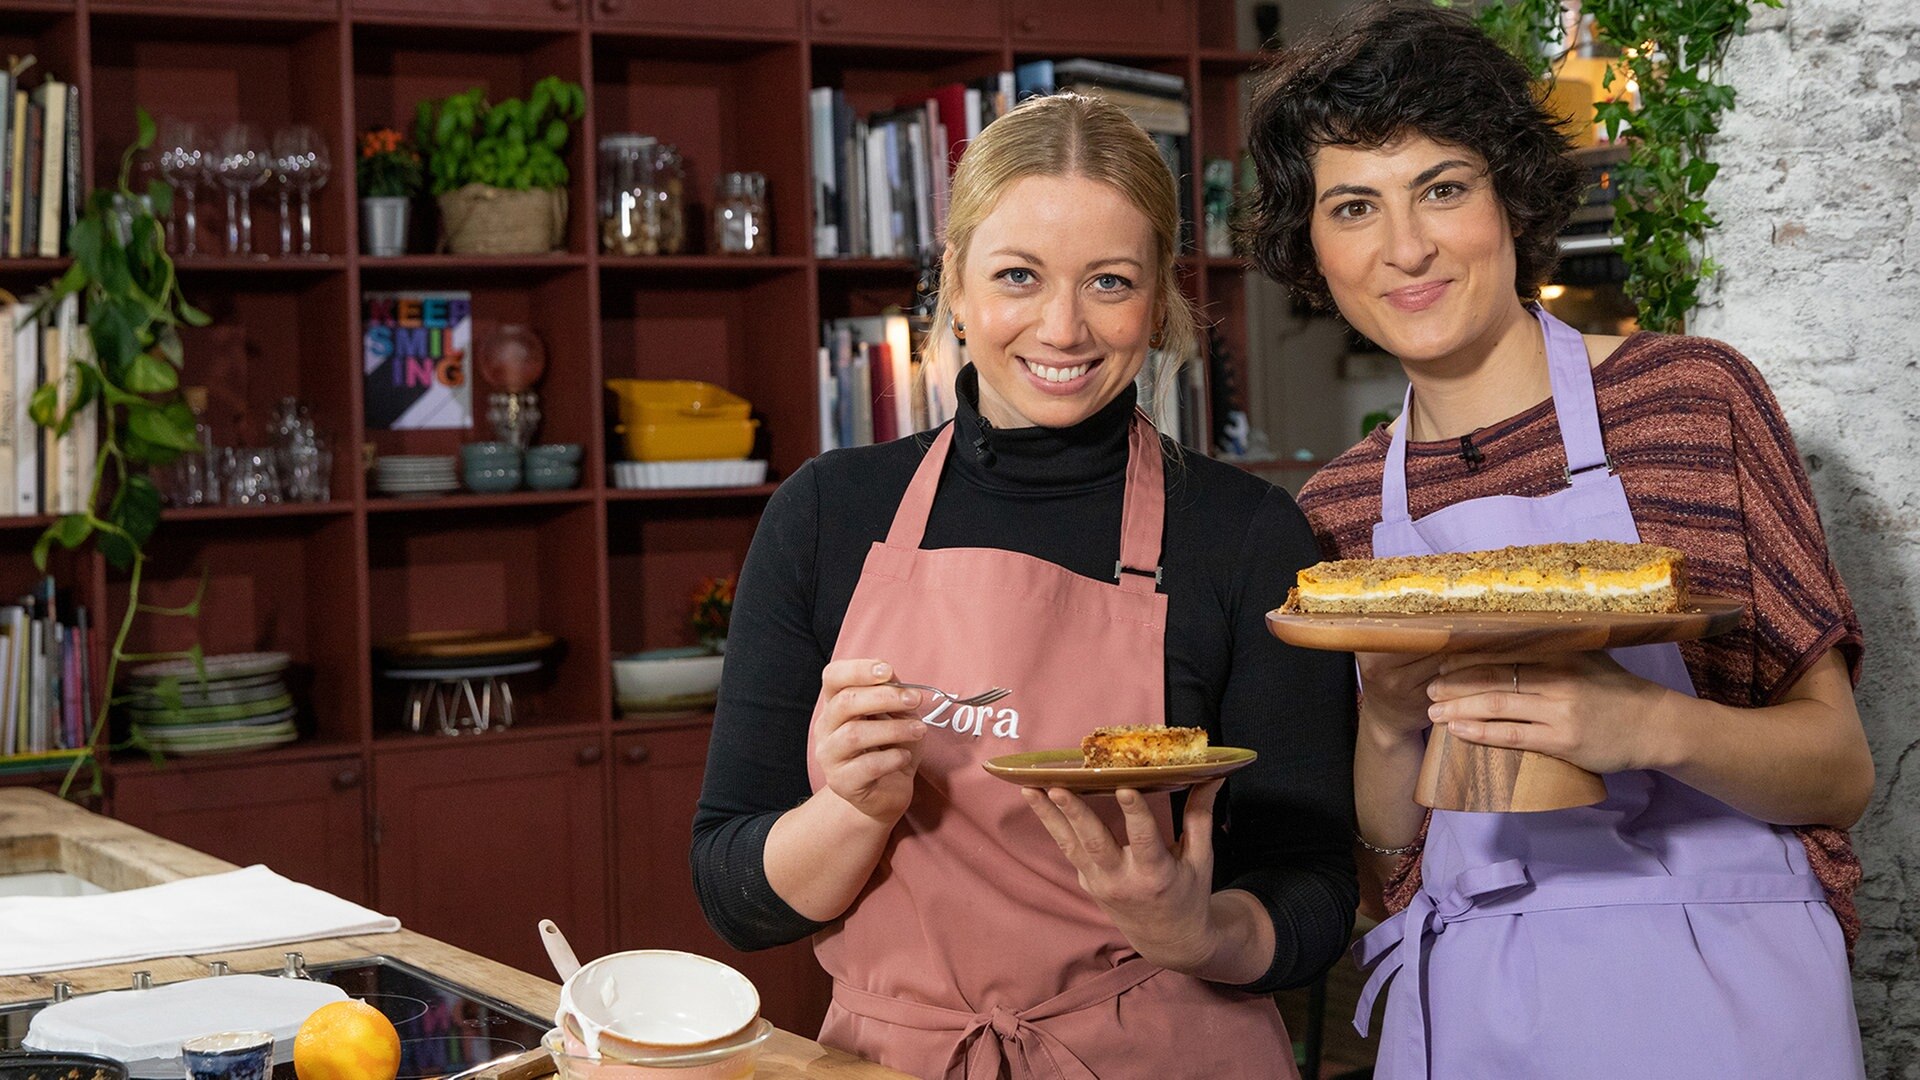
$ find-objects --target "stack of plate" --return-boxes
[375,455,459,498]
[123,652,298,756]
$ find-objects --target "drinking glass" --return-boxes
[271,125,329,256]
[157,118,210,256]
[215,124,272,256]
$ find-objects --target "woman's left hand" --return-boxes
[1427,651,1678,774]
[1022,781,1223,975]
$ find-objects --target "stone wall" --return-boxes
[1692,2,1920,1073]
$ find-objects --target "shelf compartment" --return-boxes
[88,13,351,259]
[588,0,799,39]
[349,0,580,31]
[599,271,814,478]
[109,512,366,746]
[808,45,1005,135]
[359,274,597,473]
[365,501,604,734]
[590,37,806,260]
[171,272,355,503]
[605,498,757,656]
[352,24,589,256]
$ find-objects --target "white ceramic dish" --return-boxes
[611,648,723,705]
[557,950,760,1059]
[610,460,768,490]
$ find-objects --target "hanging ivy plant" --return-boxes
[30,107,209,796]
[1449,0,1778,333]
[1585,0,1779,332]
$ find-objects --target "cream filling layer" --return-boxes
[1299,578,1671,602]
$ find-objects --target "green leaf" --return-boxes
[135,107,157,151]
[177,299,212,327]
[156,326,184,366]
[126,351,179,393]
[129,400,200,451]
[27,382,59,429]
[114,472,164,552]
[89,301,139,379]
[32,515,94,571]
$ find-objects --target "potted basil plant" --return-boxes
[414,76,586,255]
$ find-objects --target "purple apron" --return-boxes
[1352,307,1864,1078]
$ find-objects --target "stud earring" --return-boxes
[1149,328,1166,350]
[951,317,966,343]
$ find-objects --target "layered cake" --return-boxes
[1282,540,1688,615]
[1080,725,1210,767]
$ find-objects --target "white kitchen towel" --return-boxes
[0,865,401,975]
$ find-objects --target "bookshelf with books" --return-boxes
[0,0,1275,1030]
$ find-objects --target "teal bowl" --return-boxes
[464,465,523,493]
[527,443,583,466]
[525,464,579,491]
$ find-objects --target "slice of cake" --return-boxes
[1081,726,1209,767]
[1282,540,1688,615]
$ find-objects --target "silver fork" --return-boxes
[890,681,1012,708]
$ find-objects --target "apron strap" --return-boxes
[884,424,956,551]
[833,959,1162,1080]
[1115,410,1167,594]
[1536,304,1613,482]
[1380,383,1417,525]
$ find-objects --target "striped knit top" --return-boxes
[1295,331,1866,950]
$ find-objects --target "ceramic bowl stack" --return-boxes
[547,950,769,1080]
[123,652,298,756]
[374,455,459,498]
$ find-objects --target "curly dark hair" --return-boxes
[1240,0,1587,311]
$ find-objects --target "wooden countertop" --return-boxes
[0,789,902,1079]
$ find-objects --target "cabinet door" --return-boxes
[113,756,369,904]
[590,0,800,34]
[375,736,609,978]
[1010,0,1192,50]
[808,0,1000,45]
[612,726,830,1037]
[350,0,580,26]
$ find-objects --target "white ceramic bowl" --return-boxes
[557,951,761,1059]
[611,648,723,708]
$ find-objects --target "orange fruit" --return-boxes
[294,1000,402,1080]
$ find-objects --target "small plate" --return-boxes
[982,747,1257,795]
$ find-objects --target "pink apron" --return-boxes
[1353,307,1864,1077]
[807,413,1295,1080]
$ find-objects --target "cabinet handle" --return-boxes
[598,0,623,12]
[333,768,362,790]
[623,744,652,765]
[578,744,604,766]
[816,5,840,24]
[551,0,573,10]
[1019,14,1040,33]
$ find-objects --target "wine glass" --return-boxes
[157,118,210,256]
[215,123,271,256]
[271,124,329,256]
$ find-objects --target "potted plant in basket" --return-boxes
[357,127,423,257]
[413,75,586,256]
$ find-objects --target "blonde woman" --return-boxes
[694,93,1355,1079]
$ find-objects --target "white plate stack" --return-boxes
[375,455,459,498]
[611,460,769,490]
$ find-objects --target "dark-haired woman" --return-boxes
[1243,2,1871,1076]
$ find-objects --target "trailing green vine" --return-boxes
[29,108,209,796]
[1586,0,1779,332]
[1454,0,1779,333]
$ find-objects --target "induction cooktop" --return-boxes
[0,955,551,1080]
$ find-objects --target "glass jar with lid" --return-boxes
[713,171,769,256]
[650,143,686,255]
[599,134,660,255]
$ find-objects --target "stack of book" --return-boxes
[818,313,949,452]
[0,294,98,516]
[0,577,94,776]
[1,59,81,259]
[810,59,1192,260]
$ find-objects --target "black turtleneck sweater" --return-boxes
[692,368,1357,993]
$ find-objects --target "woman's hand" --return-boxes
[1356,651,1448,745]
[1022,780,1267,982]
[1426,651,1677,774]
[811,659,926,826]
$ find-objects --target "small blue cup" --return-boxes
[182,1031,274,1080]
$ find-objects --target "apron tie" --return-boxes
[833,958,1162,1080]
[1352,864,1829,1078]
